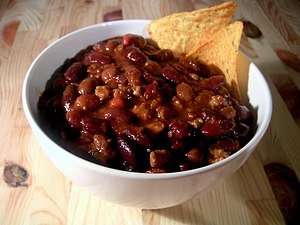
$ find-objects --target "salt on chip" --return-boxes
[188,21,243,99]
[148,1,236,55]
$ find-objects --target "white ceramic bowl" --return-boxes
[22,20,272,209]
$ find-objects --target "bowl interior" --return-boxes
[23,20,272,177]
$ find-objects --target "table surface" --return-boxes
[1,0,300,224]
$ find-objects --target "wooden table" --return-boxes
[1,0,300,224]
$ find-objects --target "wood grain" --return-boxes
[1,0,300,224]
[123,0,194,19]
[67,186,143,225]
[274,77,300,123]
[257,0,300,47]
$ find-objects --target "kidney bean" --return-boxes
[81,117,108,134]
[114,73,128,86]
[123,63,141,76]
[123,64,141,86]
[168,121,191,139]
[142,70,161,83]
[122,34,146,48]
[83,51,112,66]
[176,82,194,102]
[101,65,117,85]
[117,136,136,170]
[142,70,157,83]
[222,119,236,132]
[201,117,235,137]
[180,57,210,75]
[126,47,147,65]
[105,39,121,53]
[161,64,182,84]
[92,134,116,164]
[66,109,83,128]
[62,84,78,111]
[149,149,172,168]
[78,78,98,95]
[151,49,173,62]
[145,38,159,49]
[199,75,225,90]
[99,107,130,125]
[124,125,151,147]
[171,63,189,76]
[74,94,100,111]
[144,81,159,100]
[121,35,132,46]
[185,148,204,164]
[144,60,161,75]
[64,62,85,83]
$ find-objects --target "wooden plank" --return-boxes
[0,2,70,224]
[67,185,143,225]
[0,0,10,21]
[0,32,71,225]
[256,0,300,51]
[122,0,194,19]
[59,0,100,36]
[141,155,284,225]
[232,0,300,177]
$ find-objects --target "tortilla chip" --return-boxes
[148,1,236,55]
[188,22,243,99]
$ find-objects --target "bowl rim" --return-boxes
[22,19,272,180]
